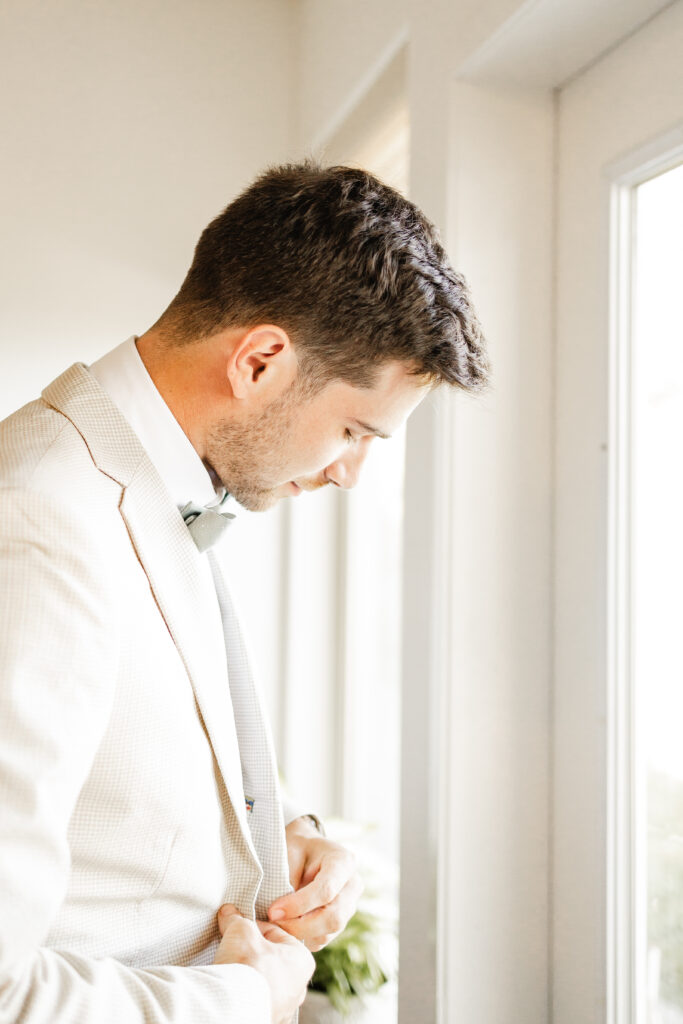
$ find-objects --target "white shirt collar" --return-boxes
[89,336,219,510]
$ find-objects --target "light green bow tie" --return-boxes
[180,492,236,553]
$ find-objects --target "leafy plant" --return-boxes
[308,909,393,1015]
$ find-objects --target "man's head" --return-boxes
[140,161,489,509]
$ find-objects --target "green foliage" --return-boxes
[308,910,391,1015]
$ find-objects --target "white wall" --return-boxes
[0,0,294,415]
[294,0,408,149]
[0,0,295,722]
[294,0,550,148]
[443,79,554,1024]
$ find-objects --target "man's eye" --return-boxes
[344,429,355,442]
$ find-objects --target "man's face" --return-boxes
[205,361,428,512]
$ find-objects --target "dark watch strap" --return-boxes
[300,813,326,836]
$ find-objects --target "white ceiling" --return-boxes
[457,0,679,89]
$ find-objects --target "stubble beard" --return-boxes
[204,379,305,512]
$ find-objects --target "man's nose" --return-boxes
[324,439,372,489]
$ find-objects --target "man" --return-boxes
[0,163,489,1024]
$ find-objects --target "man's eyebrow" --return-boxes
[352,419,391,440]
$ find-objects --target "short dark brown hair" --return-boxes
[162,162,489,392]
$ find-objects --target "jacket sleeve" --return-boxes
[0,489,270,1024]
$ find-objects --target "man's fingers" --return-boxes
[269,850,354,921]
[217,905,305,948]
[271,873,363,945]
[218,906,301,947]
[255,919,302,945]
[214,904,316,1019]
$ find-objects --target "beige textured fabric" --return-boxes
[0,364,292,1023]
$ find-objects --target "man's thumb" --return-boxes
[217,903,241,936]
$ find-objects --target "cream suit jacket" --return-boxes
[0,364,291,1023]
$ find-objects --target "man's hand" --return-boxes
[214,904,314,1024]
[267,817,363,952]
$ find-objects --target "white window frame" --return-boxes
[419,5,683,1024]
[607,128,683,1024]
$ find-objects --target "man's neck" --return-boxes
[135,329,207,461]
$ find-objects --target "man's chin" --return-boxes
[233,495,278,513]
[229,479,323,512]
[230,486,286,513]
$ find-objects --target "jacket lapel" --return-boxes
[42,363,260,865]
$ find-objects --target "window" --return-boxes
[278,61,409,860]
[554,6,683,1017]
[335,103,410,863]
[632,163,683,1024]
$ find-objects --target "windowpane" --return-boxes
[333,109,409,860]
[342,426,406,859]
[632,161,683,1024]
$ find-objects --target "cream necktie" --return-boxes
[207,552,292,919]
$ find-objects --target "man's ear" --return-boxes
[227,325,297,401]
